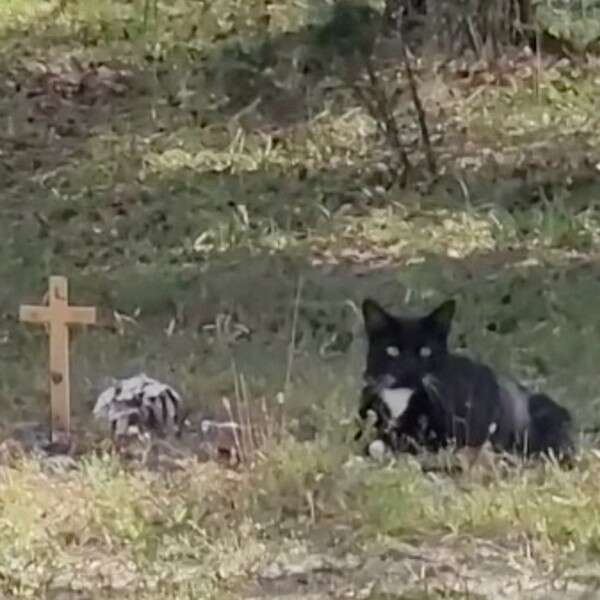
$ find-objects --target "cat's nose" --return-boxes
[380,373,396,389]
[364,373,396,392]
[363,372,376,386]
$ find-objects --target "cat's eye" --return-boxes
[386,346,400,358]
[419,346,432,358]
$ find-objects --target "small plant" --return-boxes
[142,0,158,29]
[312,1,436,186]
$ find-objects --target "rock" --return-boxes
[42,455,79,474]
[93,373,184,438]
[245,595,329,600]
[259,553,362,580]
[8,421,51,454]
[367,439,388,461]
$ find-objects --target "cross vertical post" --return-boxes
[19,276,97,442]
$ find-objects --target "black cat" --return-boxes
[356,298,574,461]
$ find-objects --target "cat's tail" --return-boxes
[526,393,574,462]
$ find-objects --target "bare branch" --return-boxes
[399,40,436,176]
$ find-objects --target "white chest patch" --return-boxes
[381,387,414,419]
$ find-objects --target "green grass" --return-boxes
[2,442,600,598]
[0,455,260,598]
[2,0,600,597]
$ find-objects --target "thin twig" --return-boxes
[239,372,256,458]
[399,40,436,176]
[363,55,412,184]
[284,276,304,395]
[465,16,483,55]
[260,396,273,446]
[232,363,253,462]
[222,395,243,463]
[535,22,542,103]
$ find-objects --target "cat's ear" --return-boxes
[362,298,393,337]
[425,299,456,336]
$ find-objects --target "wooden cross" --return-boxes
[20,276,97,442]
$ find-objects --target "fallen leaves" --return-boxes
[25,56,130,104]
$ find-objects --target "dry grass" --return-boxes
[0,455,255,598]
[2,441,600,597]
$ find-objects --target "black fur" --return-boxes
[523,393,574,457]
[358,298,574,460]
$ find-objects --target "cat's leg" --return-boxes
[393,388,443,453]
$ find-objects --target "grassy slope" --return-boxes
[1,0,600,597]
